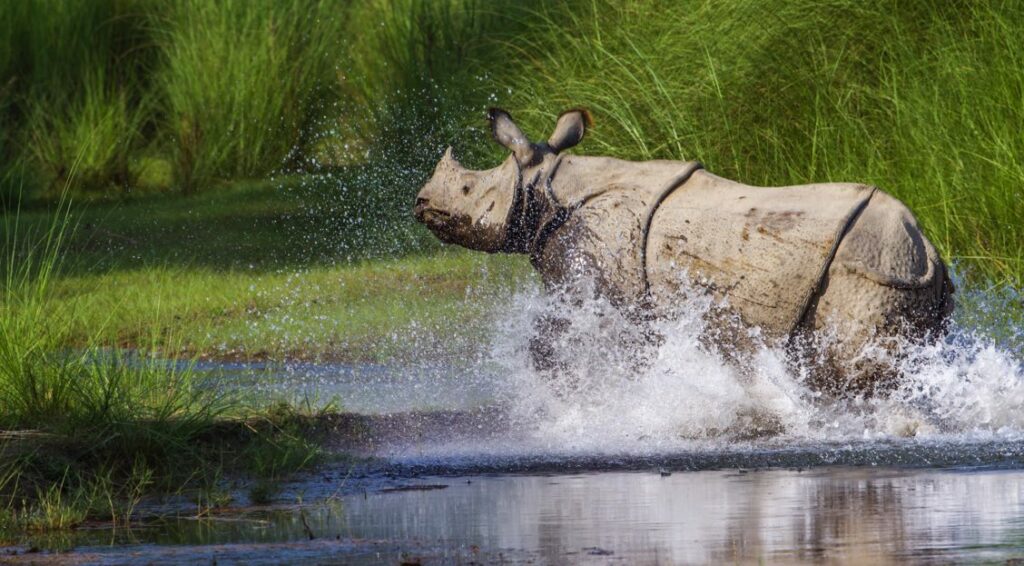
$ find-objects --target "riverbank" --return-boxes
[13,178,533,362]
[0,177,531,542]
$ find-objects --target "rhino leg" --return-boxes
[797,257,952,395]
[528,303,662,392]
[529,313,571,376]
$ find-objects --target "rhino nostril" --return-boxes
[414,198,430,220]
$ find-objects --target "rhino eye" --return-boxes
[461,185,471,195]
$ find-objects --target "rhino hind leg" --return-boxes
[796,258,952,395]
[791,190,954,395]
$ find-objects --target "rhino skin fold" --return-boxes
[414,108,954,393]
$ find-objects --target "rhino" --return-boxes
[414,108,954,393]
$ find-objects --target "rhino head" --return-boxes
[414,108,591,252]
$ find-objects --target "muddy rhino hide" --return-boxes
[531,164,951,390]
[644,170,877,340]
[415,108,953,393]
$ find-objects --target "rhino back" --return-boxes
[550,156,685,208]
[645,170,874,338]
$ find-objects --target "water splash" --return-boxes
[204,267,1024,467]
[481,275,1024,454]
[256,93,1024,461]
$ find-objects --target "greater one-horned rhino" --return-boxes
[414,108,954,392]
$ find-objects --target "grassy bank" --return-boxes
[0,198,343,543]
[0,164,529,539]
[0,176,529,541]
[12,178,532,362]
[54,255,529,362]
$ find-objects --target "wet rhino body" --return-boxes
[415,108,953,391]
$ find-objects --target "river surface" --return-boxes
[12,465,1024,564]
[8,285,1024,564]
[3,360,1024,564]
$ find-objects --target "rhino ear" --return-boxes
[488,107,535,164]
[547,108,592,154]
[441,146,461,168]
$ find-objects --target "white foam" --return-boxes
[484,275,1024,453]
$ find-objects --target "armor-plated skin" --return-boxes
[414,108,954,392]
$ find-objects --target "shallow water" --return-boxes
[194,359,497,414]
[15,466,1024,564]
[10,283,1024,563]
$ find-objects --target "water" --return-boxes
[8,280,1024,563]
[18,468,1024,564]
[195,359,497,414]
[209,282,1024,453]
[482,284,1024,450]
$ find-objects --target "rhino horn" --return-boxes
[547,108,592,154]
[488,107,535,164]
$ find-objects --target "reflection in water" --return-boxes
[335,469,1024,564]
[64,468,1024,564]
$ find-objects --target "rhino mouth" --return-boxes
[414,206,460,240]
[416,207,479,247]
[415,206,450,226]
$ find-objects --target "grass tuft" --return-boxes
[0,191,328,540]
[152,0,346,192]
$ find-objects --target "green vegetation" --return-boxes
[1,0,1023,544]
[0,1,152,198]
[153,0,346,192]
[52,254,528,362]
[4,0,1022,283]
[0,195,337,542]
[0,0,348,198]
[0,178,525,542]
[492,0,1024,287]
[12,177,530,361]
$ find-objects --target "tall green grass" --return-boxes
[331,0,1024,284]
[0,0,152,198]
[152,0,347,192]
[22,72,147,196]
[340,0,501,162]
[1,0,1022,284]
[1,190,221,482]
[0,0,348,196]
[490,0,1024,285]
[331,0,518,231]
